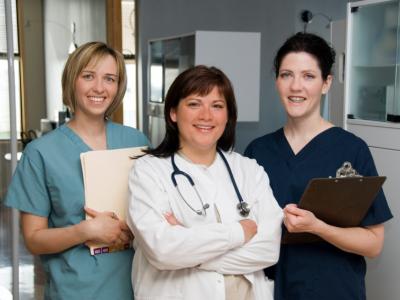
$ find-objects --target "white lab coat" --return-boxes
[128,151,283,300]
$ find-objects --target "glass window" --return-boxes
[121,0,137,128]
[0,0,21,139]
[0,59,21,139]
[124,60,137,128]
[122,0,135,56]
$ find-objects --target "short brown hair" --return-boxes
[147,65,237,157]
[62,41,127,118]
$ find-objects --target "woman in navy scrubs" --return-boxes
[244,32,393,300]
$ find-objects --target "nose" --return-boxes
[289,75,302,91]
[93,78,105,93]
[199,105,212,120]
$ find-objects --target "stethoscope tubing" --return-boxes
[170,149,249,217]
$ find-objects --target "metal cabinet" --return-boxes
[345,1,400,299]
[147,31,261,146]
[345,0,399,123]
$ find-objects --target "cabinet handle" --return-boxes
[339,52,345,84]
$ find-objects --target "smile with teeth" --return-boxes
[288,96,306,103]
[194,124,214,132]
[88,96,106,103]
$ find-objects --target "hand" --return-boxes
[164,212,182,226]
[283,204,323,234]
[83,207,124,245]
[239,219,257,243]
[119,221,134,244]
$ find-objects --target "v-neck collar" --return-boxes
[59,121,110,152]
[275,126,338,165]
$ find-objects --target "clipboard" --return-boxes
[80,146,146,255]
[282,175,386,244]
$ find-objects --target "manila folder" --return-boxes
[80,146,146,255]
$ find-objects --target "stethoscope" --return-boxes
[170,148,250,217]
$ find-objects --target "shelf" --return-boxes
[347,118,400,129]
[353,64,397,68]
[347,119,400,151]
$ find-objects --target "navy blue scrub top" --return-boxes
[245,127,392,300]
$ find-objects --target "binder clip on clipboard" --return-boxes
[282,162,386,244]
[335,161,361,178]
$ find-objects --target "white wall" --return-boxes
[137,0,350,152]
[43,0,106,121]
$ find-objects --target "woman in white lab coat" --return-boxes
[128,65,283,300]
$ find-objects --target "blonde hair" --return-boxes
[62,41,127,118]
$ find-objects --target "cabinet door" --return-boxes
[329,19,346,128]
[195,31,261,122]
[346,0,398,122]
[366,147,400,300]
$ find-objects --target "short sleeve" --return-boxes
[4,147,51,217]
[107,122,150,149]
[355,141,393,226]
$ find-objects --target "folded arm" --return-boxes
[128,162,246,271]
[198,169,283,274]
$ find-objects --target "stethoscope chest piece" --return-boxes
[237,201,250,217]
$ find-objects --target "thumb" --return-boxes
[119,221,130,231]
[284,204,302,216]
[84,206,100,218]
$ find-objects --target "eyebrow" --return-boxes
[187,97,226,102]
[105,73,118,78]
[279,69,318,74]
[81,70,118,78]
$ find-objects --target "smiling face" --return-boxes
[276,51,332,121]
[170,86,228,157]
[73,54,119,120]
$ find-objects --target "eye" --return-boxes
[104,76,117,83]
[304,73,316,80]
[81,73,94,80]
[279,71,292,79]
[212,102,226,110]
[187,100,200,108]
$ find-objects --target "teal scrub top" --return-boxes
[5,121,149,300]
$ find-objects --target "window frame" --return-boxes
[0,0,24,140]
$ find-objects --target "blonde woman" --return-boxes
[5,42,148,299]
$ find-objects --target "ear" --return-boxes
[322,75,333,95]
[170,108,177,122]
